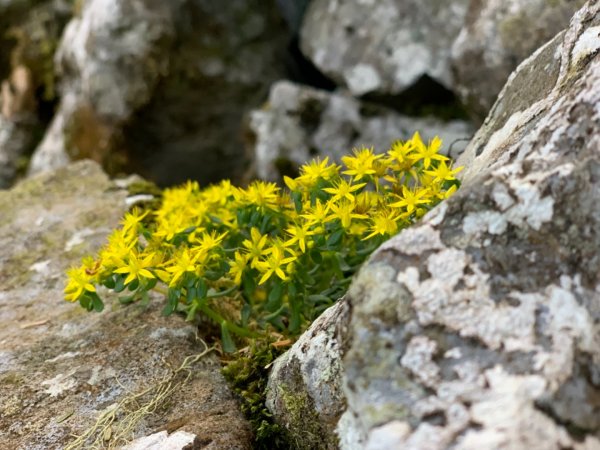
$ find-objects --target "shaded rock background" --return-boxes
[0,161,252,449]
[450,0,587,121]
[0,0,72,188]
[300,0,470,96]
[1,0,580,189]
[247,80,473,183]
[266,1,600,448]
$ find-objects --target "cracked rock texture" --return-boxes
[0,161,251,449]
[269,1,600,448]
[451,0,586,122]
[300,0,470,96]
[247,80,473,182]
[343,1,600,448]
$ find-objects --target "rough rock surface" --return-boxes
[27,0,290,187]
[247,80,473,182]
[341,1,600,448]
[266,299,349,449]
[451,0,586,121]
[0,161,252,449]
[27,0,176,178]
[300,0,470,96]
[269,1,600,448]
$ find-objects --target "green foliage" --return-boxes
[65,132,462,346]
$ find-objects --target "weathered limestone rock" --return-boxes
[451,0,586,121]
[269,1,600,448]
[28,0,177,177]
[0,161,252,449]
[300,0,470,96]
[342,1,600,448]
[247,80,473,182]
[266,299,349,449]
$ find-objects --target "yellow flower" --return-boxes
[121,207,149,235]
[238,181,280,209]
[193,230,227,254]
[326,201,368,229]
[284,222,314,253]
[424,160,463,182]
[242,228,270,268]
[386,139,415,172]
[389,186,431,214]
[114,252,155,285]
[228,251,248,285]
[99,229,136,269]
[300,199,329,228]
[364,209,405,240]
[323,179,366,203]
[64,267,97,302]
[342,146,382,181]
[154,215,186,241]
[297,157,339,186]
[411,134,447,169]
[165,248,199,287]
[256,246,297,285]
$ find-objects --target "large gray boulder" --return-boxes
[451,0,586,121]
[299,0,470,96]
[247,80,473,182]
[268,1,600,448]
[0,161,252,449]
[343,1,600,447]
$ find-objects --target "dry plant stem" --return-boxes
[64,340,216,450]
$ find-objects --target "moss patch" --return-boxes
[222,340,289,449]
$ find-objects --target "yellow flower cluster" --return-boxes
[65,132,462,345]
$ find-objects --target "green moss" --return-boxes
[274,359,337,450]
[221,340,289,450]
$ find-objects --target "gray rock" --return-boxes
[247,80,474,182]
[300,0,469,96]
[0,161,252,449]
[342,1,600,448]
[27,0,291,187]
[266,299,349,449]
[451,0,586,121]
[268,1,600,448]
[28,0,177,177]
